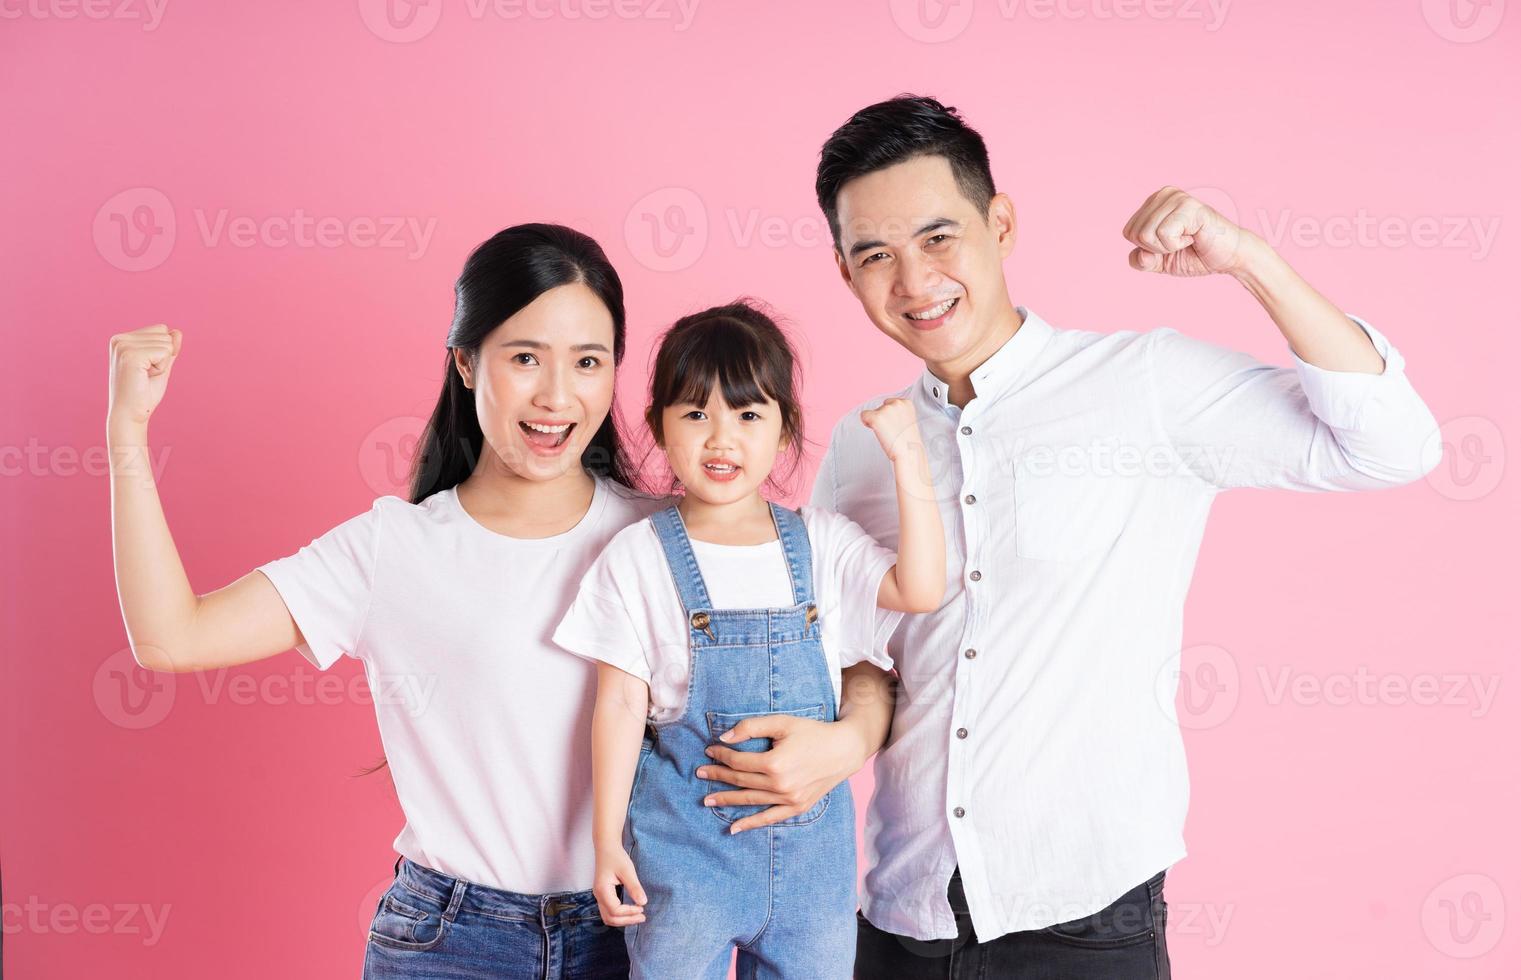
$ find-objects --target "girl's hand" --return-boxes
[860,397,924,463]
[108,324,182,438]
[592,845,647,927]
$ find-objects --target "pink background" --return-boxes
[3,0,1516,976]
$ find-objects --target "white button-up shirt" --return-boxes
[812,306,1439,942]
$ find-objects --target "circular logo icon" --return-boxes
[1421,0,1505,43]
[624,187,708,273]
[1422,872,1505,958]
[1155,643,1239,731]
[93,646,176,730]
[1423,415,1505,502]
[94,187,176,273]
[358,415,428,496]
[889,0,976,43]
[358,0,442,43]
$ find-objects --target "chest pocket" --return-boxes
[1012,441,1130,562]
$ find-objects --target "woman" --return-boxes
[106,223,893,978]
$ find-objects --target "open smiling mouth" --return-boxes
[702,460,741,482]
[519,420,575,451]
[904,297,959,328]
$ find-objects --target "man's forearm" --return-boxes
[1229,233,1386,374]
[838,662,896,766]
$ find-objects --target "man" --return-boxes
[809,95,1440,978]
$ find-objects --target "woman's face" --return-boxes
[455,282,617,483]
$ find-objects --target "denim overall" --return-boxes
[622,502,857,979]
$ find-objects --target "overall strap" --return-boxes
[649,505,714,614]
[769,501,816,608]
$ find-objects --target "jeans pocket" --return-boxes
[1041,880,1156,950]
[704,704,830,827]
[367,884,451,952]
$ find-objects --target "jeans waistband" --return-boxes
[393,856,602,925]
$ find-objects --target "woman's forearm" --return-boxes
[109,420,200,670]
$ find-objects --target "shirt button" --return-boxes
[932,386,940,398]
[956,728,968,739]
[969,570,982,582]
[960,425,973,436]
[953,806,966,818]
[964,648,977,660]
[964,494,976,505]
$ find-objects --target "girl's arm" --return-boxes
[590,662,650,927]
[860,397,946,613]
[109,325,303,672]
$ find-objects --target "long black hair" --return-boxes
[358,224,636,778]
[409,223,638,503]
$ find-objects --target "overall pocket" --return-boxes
[704,704,830,828]
[367,882,452,952]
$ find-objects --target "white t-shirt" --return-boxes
[256,476,665,894]
[552,506,902,724]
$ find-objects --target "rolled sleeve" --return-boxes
[1288,314,1442,483]
[1149,316,1441,491]
[1291,314,1403,428]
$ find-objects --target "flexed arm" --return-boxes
[1121,187,1440,489]
[108,325,303,672]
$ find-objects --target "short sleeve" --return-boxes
[256,499,384,670]
[805,507,901,672]
[552,530,658,684]
[553,589,654,684]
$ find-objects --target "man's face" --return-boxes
[833,154,1017,373]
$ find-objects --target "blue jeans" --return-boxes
[622,503,857,979]
[363,857,630,979]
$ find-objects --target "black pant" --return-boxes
[855,867,1171,980]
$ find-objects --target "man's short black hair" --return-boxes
[815,94,996,249]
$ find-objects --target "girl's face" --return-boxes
[658,387,788,506]
[454,282,616,483]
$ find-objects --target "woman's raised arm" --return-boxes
[108,325,302,672]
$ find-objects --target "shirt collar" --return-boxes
[919,306,1054,409]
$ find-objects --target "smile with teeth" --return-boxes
[519,420,575,448]
[703,460,740,479]
[905,297,958,321]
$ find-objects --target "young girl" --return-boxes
[552,300,946,978]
